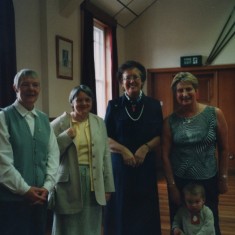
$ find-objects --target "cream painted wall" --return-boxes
[13,0,81,117]
[13,0,235,116]
[13,0,43,108]
[13,0,126,117]
[124,0,235,69]
[44,0,81,117]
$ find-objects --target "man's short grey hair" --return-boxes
[14,69,38,88]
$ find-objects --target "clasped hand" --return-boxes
[122,145,148,167]
[24,186,48,205]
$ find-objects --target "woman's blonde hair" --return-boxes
[171,72,198,93]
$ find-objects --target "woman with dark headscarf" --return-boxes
[104,60,163,235]
[50,85,114,235]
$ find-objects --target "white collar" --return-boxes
[124,90,143,102]
[13,100,38,117]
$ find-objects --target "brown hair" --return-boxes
[117,60,146,83]
[171,72,198,93]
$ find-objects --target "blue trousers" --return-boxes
[0,201,47,235]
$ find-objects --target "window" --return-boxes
[93,20,112,118]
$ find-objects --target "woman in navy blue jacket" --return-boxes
[104,60,163,235]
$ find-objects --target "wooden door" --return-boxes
[190,71,235,169]
[217,69,235,169]
[149,72,173,118]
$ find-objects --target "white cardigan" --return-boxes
[51,112,115,214]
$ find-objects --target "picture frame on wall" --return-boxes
[56,35,73,80]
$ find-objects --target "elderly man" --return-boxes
[0,69,59,235]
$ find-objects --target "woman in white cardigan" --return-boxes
[51,85,115,235]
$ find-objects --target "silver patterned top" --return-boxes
[169,106,217,179]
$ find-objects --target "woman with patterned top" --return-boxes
[161,72,229,235]
[103,60,163,235]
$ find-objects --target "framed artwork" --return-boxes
[56,35,73,80]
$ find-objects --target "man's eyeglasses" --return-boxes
[122,75,141,81]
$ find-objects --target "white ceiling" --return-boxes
[89,0,158,28]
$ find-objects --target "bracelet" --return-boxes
[144,143,150,152]
[219,174,228,180]
[167,181,176,187]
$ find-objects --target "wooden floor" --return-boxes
[157,175,171,235]
[46,171,235,235]
[157,170,235,235]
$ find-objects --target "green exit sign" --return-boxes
[180,55,202,67]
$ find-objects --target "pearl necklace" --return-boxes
[125,105,144,121]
